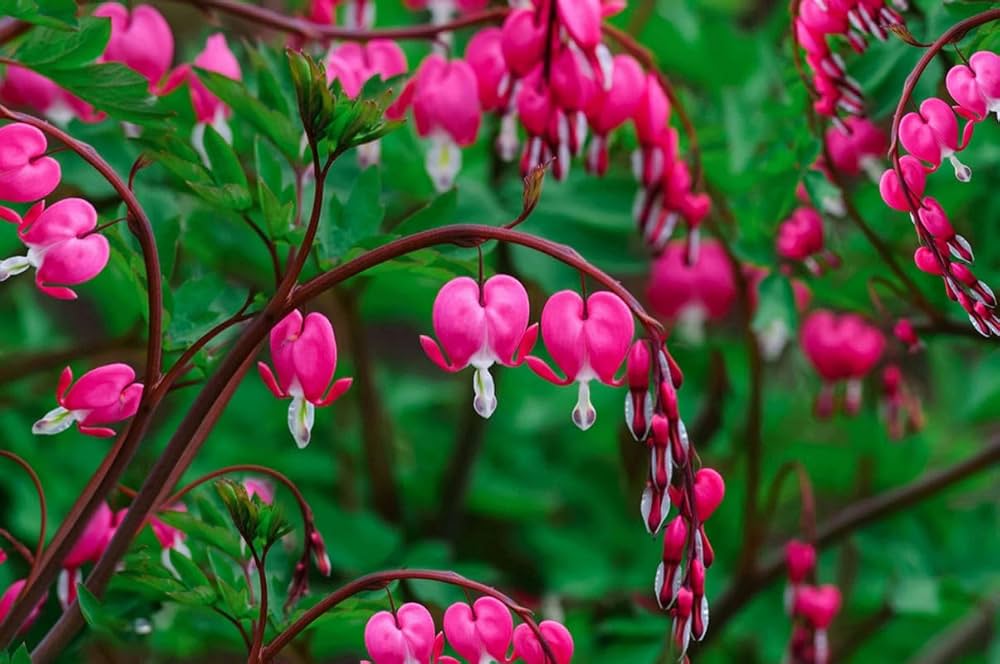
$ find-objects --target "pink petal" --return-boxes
[20,198,98,247]
[62,363,137,411]
[292,312,338,403]
[583,291,634,383]
[0,123,61,203]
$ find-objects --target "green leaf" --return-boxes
[394,189,458,236]
[196,68,301,162]
[319,167,384,263]
[9,645,31,664]
[186,181,253,211]
[156,511,245,561]
[77,583,131,636]
[169,549,213,592]
[203,125,249,190]
[14,17,109,70]
[2,0,77,28]
[166,276,246,347]
[255,137,295,239]
[45,62,168,124]
[751,272,797,334]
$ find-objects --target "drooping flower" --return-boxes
[420,275,536,418]
[585,54,645,175]
[0,123,61,203]
[58,502,115,608]
[527,290,634,430]
[800,310,885,417]
[792,585,842,664]
[783,539,817,614]
[93,3,174,86]
[443,596,513,664]
[512,621,574,664]
[0,579,43,634]
[33,364,143,437]
[646,239,736,341]
[899,97,974,180]
[258,310,353,449]
[878,154,926,212]
[946,51,1000,121]
[389,54,481,191]
[364,602,437,664]
[824,116,887,179]
[0,198,110,299]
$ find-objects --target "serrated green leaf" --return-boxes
[14,17,109,70]
[169,549,212,591]
[196,68,301,162]
[45,62,168,124]
[319,166,384,263]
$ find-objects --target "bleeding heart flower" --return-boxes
[825,116,887,179]
[466,28,510,112]
[512,621,574,664]
[443,596,513,663]
[58,502,116,608]
[946,50,1000,121]
[364,602,437,664]
[0,579,43,634]
[777,207,825,262]
[162,33,242,127]
[32,363,143,438]
[691,468,725,522]
[899,97,973,180]
[500,9,547,77]
[420,275,536,419]
[93,3,174,86]
[257,310,353,448]
[794,585,842,629]
[646,239,736,339]
[878,155,926,212]
[0,198,110,299]
[0,123,61,203]
[526,290,635,430]
[327,40,407,98]
[585,55,645,175]
[800,310,885,416]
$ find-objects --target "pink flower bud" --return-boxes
[913,246,943,275]
[878,155,926,211]
[825,116,887,177]
[526,290,635,430]
[258,310,352,449]
[946,50,1000,121]
[557,0,601,50]
[243,477,275,504]
[420,274,536,419]
[692,468,725,522]
[777,207,825,261]
[365,603,436,664]
[794,584,841,629]
[784,539,816,584]
[32,363,143,438]
[671,587,694,656]
[500,9,546,77]
[893,318,921,351]
[93,3,174,86]
[443,596,513,663]
[0,548,6,565]
[633,75,670,145]
[309,530,332,576]
[625,340,652,440]
[0,123,61,203]
[512,620,574,664]
[662,516,688,564]
[646,239,737,324]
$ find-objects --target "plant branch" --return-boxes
[0,451,46,571]
[241,214,282,287]
[248,545,270,661]
[167,0,507,41]
[0,331,141,385]
[261,569,557,663]
[708,436,1000,639]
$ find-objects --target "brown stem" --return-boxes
[0,529,34,566]
[241,214,282,287]
[0,18,29,45]
[0,451,46,570]
[166,0,507,41]
[248,546,270,661]
[211,606,252,650]
[708,436,1000,639]
[908,594,999,664]
[0,332,142,385]
[261,569,557,663]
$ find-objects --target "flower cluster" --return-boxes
[362,598,573,664]
[799,309,885,417]
[879,51,1000,336]
[782,539,842,664]
[0,124,111,299]
[794,0,905,120]
[422,274,635,430]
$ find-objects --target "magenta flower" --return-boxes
[0,198,110,299]
[327,40,407,98]
[800,310,885,417]
[793,584,841,664]
[947,51,1000,121]
[0,123,61,203]
[585,54,645,175]
[512,620,574,664]
[466,28,510,112]
[443,596,513,663]
[777,207,824,262]
[364,602,436,664]
[243,477,275,504]
[33,363,143,438]
[420,274,537,418]
[58,501,115,608]
[824,116,887,179]
[93,3,174,86]
[527,290,634,430]
[258,310,353,448]
[0,579,43,635]
[646,239,736,338]
[500,9,547,78]
[785,540,817,586]
[0,66,101,125]
[899,97,974,180]
[162,33,242,126]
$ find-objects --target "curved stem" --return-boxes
[241,215,282,287]
[248,546,269,661]
[0,530,34,566]
[0,452,46,569]
[262,569,557,663]
[760,460,817,543]
[166,0,507,41]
